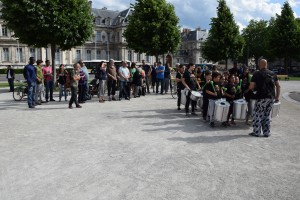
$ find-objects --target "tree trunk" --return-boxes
[225,59,228,70]
[51,44,56,87]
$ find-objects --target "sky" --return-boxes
[93,0,300,31]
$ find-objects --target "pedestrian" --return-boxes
[68,63,82,109]
[176,64,185,110]
[106,59,117,101]
[98,61,107,103]
[155,61,165,94]
[133,67,143,98]
[57,64,68,102]
[78,64,86,103]
[24,57,36,108]
[224,74,236,126]
[42,60,55,102]
[248,59,281,137]
[202,70,212,121]
[182,63,199,116]
[79,60,90,101]
[151,62,157,93]
[35,60,46,105]
[142,60,152,93]
[118,60,130,100]
[164,63,171,94]
[6,65,15,92]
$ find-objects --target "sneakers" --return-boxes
[29,105,35,109]
[76,105,82,108]
[177,107,181,110]
[112,97,117,101]
[50,99,56,101]
[210,122,215,127]
[68,105,73,109]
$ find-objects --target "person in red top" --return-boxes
[42,60,55,102]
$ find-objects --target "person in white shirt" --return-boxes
[118,61,130,100]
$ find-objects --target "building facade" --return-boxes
[0,3,204,68]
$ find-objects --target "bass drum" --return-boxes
[214,100,230,122]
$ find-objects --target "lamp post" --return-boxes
[94,31,97,60]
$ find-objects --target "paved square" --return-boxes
[0,81,300,200]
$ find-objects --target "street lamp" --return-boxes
[94,31,97,60]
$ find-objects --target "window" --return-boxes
[137,53,141,62]
[30,48,35,58]
[146,55,150,62]
[102,19,106,24]
[117,32,120,42]
[86,50,91,60]
[96,50,101,59]
[2,26,8,36]
[128,50,132,61]
[76,50,81,61]
[16,48,24,62]
[3,48,9,61]
[96,17,101,25]
[55,49,60,64]
[96,31,101,42]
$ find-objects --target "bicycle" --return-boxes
[170,78,177,99]
[13,80,28,101]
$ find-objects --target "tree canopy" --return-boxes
[1,0,94,81]
[202,0,244,69]
[123,0,181,61]
[269,1,300,71]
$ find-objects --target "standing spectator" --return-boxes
[78,64,86,103]
[164,63,171,94]
[24,57,36,108]
[229,62,238,76]
[57,64,68,102]
[6,65,15,92]
[106,59,117,101]
[151,62,157,93]
[118,60,130,100]
[248,59,281,137]
[176,64,185,110]
[202,70,212,121]
[42,60,55,102]
[142,60,152,93]
[133,68,143,98]
[68,63,81,109]
[79,60,89,101]
[98,61,107,103]
[130,62,137,96]
[155,61,165,94]
[182,63,198,116]
[35,60,45,105]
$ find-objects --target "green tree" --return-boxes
[202,0,244,69]
[241,20,270,65]
[269,1,300,73]
[123,0,181,62]
[1,0,94,81]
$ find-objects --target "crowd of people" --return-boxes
[20,57,280,137]
[176,60,281,137]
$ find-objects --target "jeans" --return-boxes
[156,79,164,94]
[119,81,128,99]
[84,81,89,100]
[164,77,170,93]
[107,80,116,96]
[78,84,85,102]
[44,80,54,100]
[27,82,36,107]
[59,83,67,100]
[69,86,78,106]
[35,83,44,103]
[177,88,181,107]
[8,78,14,91]
[145,76,150,93]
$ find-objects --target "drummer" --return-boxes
[241,67,253,125]
[176,64,185,110]
[206,71,223,127]
[224,74,236,126]
[182,63,200,116]
[202,70,212,121]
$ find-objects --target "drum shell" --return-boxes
[197,96,203,108]
[271,102,280,118]
[190,91,201,101]
[214,100,230,122]
[233,99,248,120]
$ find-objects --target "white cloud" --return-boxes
[92,0,300,29]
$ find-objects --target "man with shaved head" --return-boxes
[248,59,281,137]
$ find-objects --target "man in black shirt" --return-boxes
[249,59,280,137]
[182,63,199,116]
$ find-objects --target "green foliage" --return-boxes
[1,0,94,50]
[202,0,244,68]
[0,68,24,74]
[123,0,181,60]
[241,20,272,63]
[269,1,300,70]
